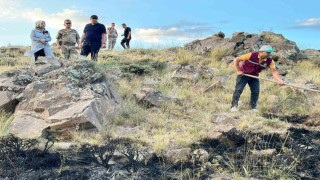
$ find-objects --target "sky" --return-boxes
[0,0,319,50]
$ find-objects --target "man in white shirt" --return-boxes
[107,23,118,50]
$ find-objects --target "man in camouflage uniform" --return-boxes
[56,19,80,59]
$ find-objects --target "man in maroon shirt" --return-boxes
[231,45,284,112]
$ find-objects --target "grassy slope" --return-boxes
[0,46,319,152]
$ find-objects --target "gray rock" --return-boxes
[162,148,192,164]
[0,91,19,112]
[134,88,179,107]
[193,149,209,164]
[35,63,62,76]
[13,75,33,86]
[199,66,214,79]
[301,49,320,59]
[8,59,122,138]
[221,56,235,62]
[171,65,199,81]
[143,77,161,87]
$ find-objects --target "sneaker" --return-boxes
[250,108,258,112]
[231,107,239,112]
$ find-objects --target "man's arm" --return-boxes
[234,57,244,75]
[56,31,61,49]
[80,33,85,43]
[127,31,131,39]
[101,33,107,48]
[271,68,284,85]
[76,39,81,49]
[56,39,61,49]
[107,28,112,35]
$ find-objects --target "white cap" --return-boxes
[259,45,274,52]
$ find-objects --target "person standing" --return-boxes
[25,20,54,62]
[107,23,118,50]
[56,19,81,60]
[121,23,131,49]
[231,45,284,112]
[80,15,107,61]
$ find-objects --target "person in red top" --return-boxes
[231,45,284,112]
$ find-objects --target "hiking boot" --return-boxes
[231,107,239,112]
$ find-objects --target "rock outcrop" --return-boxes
[0,57,122,138]
[184,31,301,62]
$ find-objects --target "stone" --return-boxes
[213,32,225,39]
[203,123,243,147]
[0,91,19,112]
[171,65,199,81]
[35,58,62,76]
[251,149,276,159]
[199,66,214,79]
[8,59,122,138]
[193,149,209,164]
[163,148,192,164]
[105,68,122,81]
[221,56,235,62]
[13,75,33,86]
[9,113,49,137]
[143,77,161,87]
[134,88,179,107]
[211,115,237,125]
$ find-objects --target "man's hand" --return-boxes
[278,79,285,85]
[127,37,130,40]
[77,45,81,50]
[57,45,61,49]
[40,39,46,44]
[101,43,106,48]
[237,71,244,75]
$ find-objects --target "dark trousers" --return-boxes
[80,41,101,61]
[121,38,131,49]
[231,75,260,109]
[34,48,45,61]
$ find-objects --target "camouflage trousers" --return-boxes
[61,45,77,60]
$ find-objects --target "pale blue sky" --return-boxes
[0,0,319,49]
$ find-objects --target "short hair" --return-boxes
[112,23,115,25]
[35,20,45,29]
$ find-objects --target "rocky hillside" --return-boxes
[0,32,319,179]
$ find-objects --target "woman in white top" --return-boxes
[25,20,55,62]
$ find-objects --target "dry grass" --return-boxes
[0,112,14,136]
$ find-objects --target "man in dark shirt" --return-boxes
[121,23,131,49]
[80,15,107,61]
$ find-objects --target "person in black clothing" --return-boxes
[80,15,107,61]
[121,23,131,49]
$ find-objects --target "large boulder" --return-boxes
[0,68,35,112]
[185,31,302,62]
[184,32,237,55]
[6,57,122,138]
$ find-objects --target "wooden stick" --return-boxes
[243,73,320,93]
[203,82,219,93]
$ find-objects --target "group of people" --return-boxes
[25,15,285,112]
[26,15,132,61]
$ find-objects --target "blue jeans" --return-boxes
[81,41,101,61]
[231,75,260,109]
